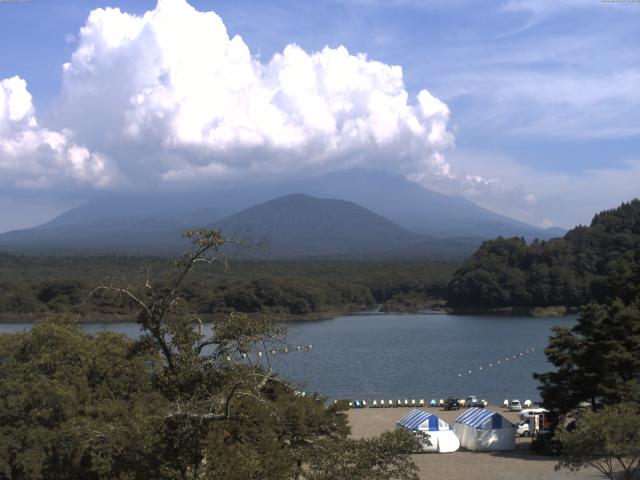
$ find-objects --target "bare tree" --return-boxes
[88,229,306,478]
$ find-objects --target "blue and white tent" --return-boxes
[396,409,460,453]
[453,407,516,451]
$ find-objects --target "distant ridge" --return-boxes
[0,170,564,258]
[212,193,423,258]
[296,169,563,240]
[0,217,191,255]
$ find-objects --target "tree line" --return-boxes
[0,255,455,321]
[448,200,640,309]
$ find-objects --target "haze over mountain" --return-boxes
[295,170,559,239]
[0,170,564,258]
[212,193,423,258]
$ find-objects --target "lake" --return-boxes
[0,313,575,404]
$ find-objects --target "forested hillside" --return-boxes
[448,200,640,309]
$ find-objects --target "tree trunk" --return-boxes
[294,458,303,480]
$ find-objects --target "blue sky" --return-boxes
[0,0,639,231]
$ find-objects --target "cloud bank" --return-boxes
[2,0,551,231]
[0,76,116,190]
[22,0,460,191]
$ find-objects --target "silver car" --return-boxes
[509,399,523,411]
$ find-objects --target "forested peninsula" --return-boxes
[448,200,640,312]
[0,256,454,322]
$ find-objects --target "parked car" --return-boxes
[443,397,461,410]
[465,395,485,408]
[509,399,523,411]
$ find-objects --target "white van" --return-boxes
[517,408,550,437]
[519,408,548,420]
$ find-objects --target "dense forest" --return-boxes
[448,200,640,309]
[0,254,456,321]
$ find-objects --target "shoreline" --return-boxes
[447,305,578,318]
[0,303,577,324]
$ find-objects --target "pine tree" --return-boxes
[534,298,640,413]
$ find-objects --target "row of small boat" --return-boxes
[349,399,439,409]
[346,399,535,409]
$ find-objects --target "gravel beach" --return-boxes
[347,405,604,480]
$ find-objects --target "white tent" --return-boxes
[453,407,516,451]
[396,409,460,453]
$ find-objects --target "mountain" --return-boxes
[40,193,231,229]
[543,226,568,237]
[33,169,562,241]
[0,193,479,258]
[0,217,192,255]
[296,169,560,239]
[0,169,564,257]
[0,194,232,255]
[212,193,424,258]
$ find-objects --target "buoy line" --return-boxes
[231,344,313,360]
[456,346,537,377]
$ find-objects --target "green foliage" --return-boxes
[555,403,640,480]
[0,320,164,479]
[534,298,640,413]
[0,318,350,479]
[448,199,640,308]
[305,430,426,480]
[0,229,424,479]
[0,254,457,320]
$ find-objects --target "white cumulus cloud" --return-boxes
[0,76,117,190]
[53,0,460,189]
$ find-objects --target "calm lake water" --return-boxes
[0,313,575,404]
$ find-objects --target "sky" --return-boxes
[0,0,639,232]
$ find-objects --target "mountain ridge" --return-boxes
[0,170,565,258]
[211,193,423,258]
